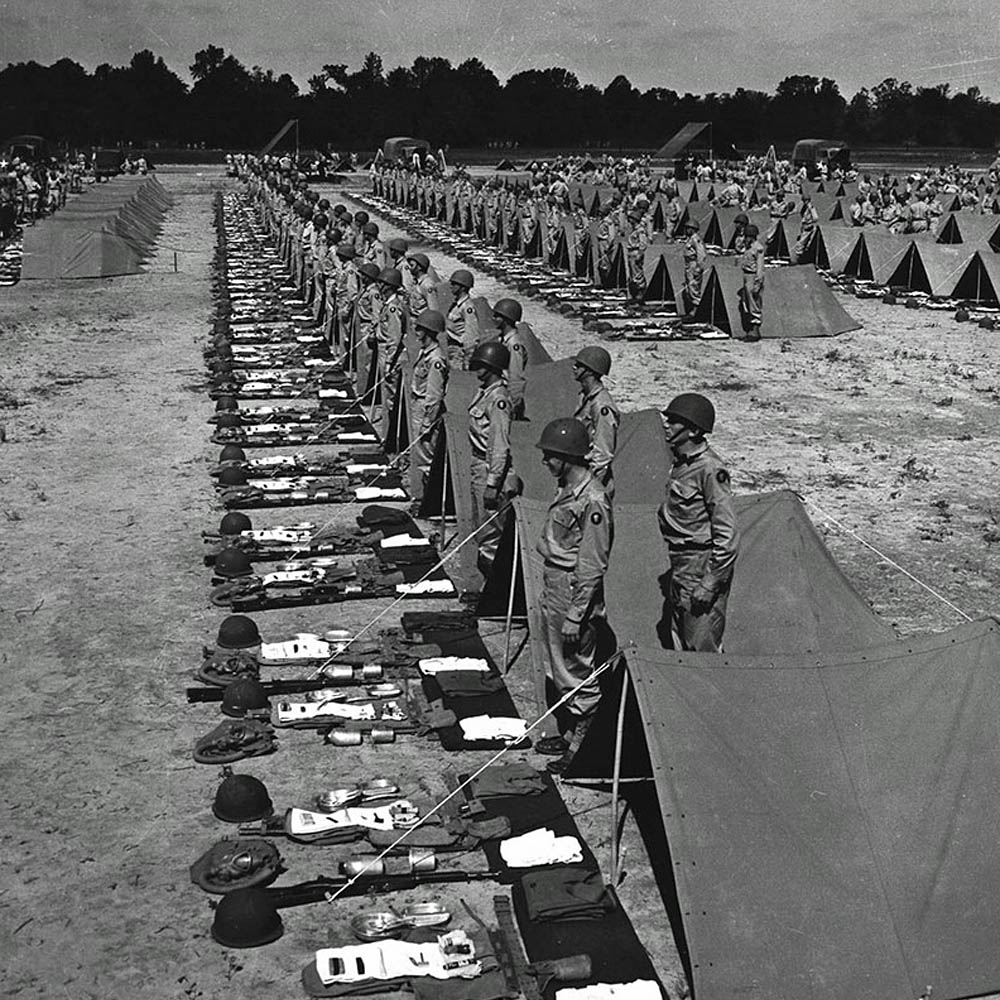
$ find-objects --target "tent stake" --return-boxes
[610,664,631,886]
[502,515,520,671]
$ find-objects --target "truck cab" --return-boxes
[792,139,851,180]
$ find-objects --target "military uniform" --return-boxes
[537,472,613,717]
[792,203,820,262]
[657,442,739,651]
[502,323,531,419]
[353,282,381,383]
[446,291,481,370]
[410,341,448,494]
[468,380,515,574]
[682,230,707,314]
[574,385,619,497]
[374,291,409,439]
[739,237,766,334]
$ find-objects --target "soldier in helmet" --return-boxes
[492,297,530,419]
[657,393,739,652]
[739,223,766,341]
[534,417,614,775]
[410,310,449,500]
[371,267,410,439]
[572,346,619,497]
[360,220,382,266]
[468,341,516,576]
[731,212,750,253]
[446,269,481,370]
[406,252,442,315]
[329,242,359,351]
[351,262,383,380]
[385,237,413,292]
[681,218,707,317]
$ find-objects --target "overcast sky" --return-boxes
[3,0,1000,99]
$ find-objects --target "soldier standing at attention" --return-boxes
[492,298,529,420]
[739,223,766,341]
[409,310,448,501]
[572,346,619,498]
[533,418,613,775]
[467,342,516,577]
[681,219,707,317]
[657,394,739,652]
[372,267,409,440]
[445,269,481,370]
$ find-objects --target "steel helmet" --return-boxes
[492,298,522,325]
[684,219,700,231]
[361,221,379,237]
[744,223,759,238]
[216,614,262,650]
[415,309,445,335]
[407,252,430,271]
[218,466,248,487]
[574,346,612,376]
[214,547,254,579]
[358,262,381,282]
[387,237,408,254]
[378,267,403,290]
[216,412,242,429]
[535,418,590,458]
[335,244,356,261]
[734,212,749,225]
[219,512,252,535]
[663,392,715,433]
[449,268,474,290]
[353,210,369,225]
[221,677,271,718]
[211,887,283,948]
[213,772,273,823]
[219,444,247,464]
[469,340,510,375]
[333,204,346,216]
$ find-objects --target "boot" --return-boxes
[547,714,595,775]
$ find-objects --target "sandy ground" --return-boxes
[1,167,998,1000]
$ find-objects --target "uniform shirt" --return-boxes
[502,323,531,415]
[411,342,448,430]
[409,273,437,316]
[574,384,619,484]
[740,239,765,279]
[446,291,480,353]
[355,283,382,339]
[657,442,739,592]
[798,204,820,236]
[376,291,409,367]
[537,471,613,623]
[468,380,512,487]
[683,233,707,265]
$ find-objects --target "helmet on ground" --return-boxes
[407,252,430,271]
[221,677,271,718]
[387,237,408,254]
[220,512,252,535]
[353,210,369,225]
[469,341,510,375]
[216,412,242,429]
[745,223,759,238]
[574,346,612,376]
[218,466,248,487]
[217,614,262,650]
[213,773,273,823]
[663,392,715,433]
[492,298,522,325]
[219,444,246,463]
[449,269,474,290]
[361,221,379,237]
[211,888,283,948]
[734,212,749,225]
[358,262,381,282]
[378,267,403,290]
[214,547,254,579]
[415,309,445,335]
[335,244,356,261]
[535,418,590,458]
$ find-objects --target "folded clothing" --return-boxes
[433,671,506,698]
[419,656,491,676]
[499,828,583,868]
[471,762,547,799]
[459,716,528,743]
[555,982,663,1000]
[522,866,617,922]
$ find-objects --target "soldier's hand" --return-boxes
[690,584,715,615]
[483,485,499,510]
[561,619,581,649]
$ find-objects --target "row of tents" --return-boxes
[411,354,1000,1000]
[21,176,171,279]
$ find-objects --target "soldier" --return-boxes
[492,298,529,420]
[766,188,793,240]
[572,346,619,497]
[657,394,739,652]
[410,310,449,500]
[384,237,413,292]
[406,252,441,314]
[351,210,370,253]
[681,219,707,317]
[467,341,516,577]
[372,267,410,440]
[360,221,382,265]
[731,211,750,253]
[308,213,329,324]
[739,223,766,341]
[533,418,613,775]
[330,242,358,351]
[445,269,481,370]
[791,195,820,263]
[352,262,382,381]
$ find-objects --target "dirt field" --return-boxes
[2,167,998,1000]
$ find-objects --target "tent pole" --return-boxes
[502,515,520,671]
[610,664,631,886]
[440,438,450,535]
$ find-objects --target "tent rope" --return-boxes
[801,494,973,622]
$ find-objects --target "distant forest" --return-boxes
[2,47,999,153]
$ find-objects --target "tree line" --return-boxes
[2,46,998,153]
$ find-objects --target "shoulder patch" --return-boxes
[433,361,445,371]
[600,406,609,415]
[497,399,507,410]
[716,469,730,485]
[590,511,603,525]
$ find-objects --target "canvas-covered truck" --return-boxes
[93,148,125,180]
[382,137,431,165]
[792,138,851,179]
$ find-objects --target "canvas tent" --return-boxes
[884,242,975,297]
[654,122,738,165]
[952,250,1000,303]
